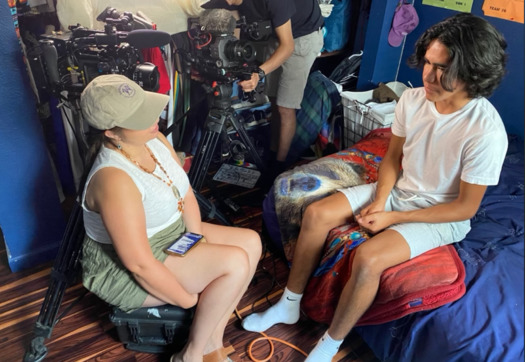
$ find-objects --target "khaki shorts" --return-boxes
[261,28,324,109]
[81,218,186,312]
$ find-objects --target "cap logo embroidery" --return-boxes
[119,83,135,97]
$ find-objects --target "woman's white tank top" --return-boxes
[82,138,190,244]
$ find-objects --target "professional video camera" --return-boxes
[177,9,272,84]
[28,7,171,98]
[171,10,273,192]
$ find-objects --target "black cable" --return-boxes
[58,97,88,170]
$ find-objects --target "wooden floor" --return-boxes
[0,182,379,362]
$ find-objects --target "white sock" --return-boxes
[305,331,343,362]
[242,287,302,332]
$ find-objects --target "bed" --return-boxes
[262,128,524,361]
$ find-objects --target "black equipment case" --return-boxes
[109,304,194,353]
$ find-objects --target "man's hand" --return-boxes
[359,199,386,217]
[238,72,260,92]
[356,210,396,234]
[355,199,393,234]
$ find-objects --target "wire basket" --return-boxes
[340,82,408,148]
[341,98,392,148]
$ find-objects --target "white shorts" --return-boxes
[338,183,471,258]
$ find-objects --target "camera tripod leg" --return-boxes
[188,106,268,226]
[189,107,266,191]
[188,120,222,192]
[194,191,232,226]
[228,112,265,170]
[24,202,85,362]
[187,112,233,225]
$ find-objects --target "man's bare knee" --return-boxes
[352,232,410,279]
[303,196,351,229]
[303,201,337,229]
[352,247,385,281]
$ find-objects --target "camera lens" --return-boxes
[131,62,160,92]
[225,40,256,63]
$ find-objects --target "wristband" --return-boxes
[256,67,266,79]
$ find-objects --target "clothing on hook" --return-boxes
[388,2,419,47]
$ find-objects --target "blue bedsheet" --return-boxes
[355,135,524,361]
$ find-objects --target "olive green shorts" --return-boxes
[81,218,185,312]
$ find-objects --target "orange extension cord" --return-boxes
[234,309,308,361]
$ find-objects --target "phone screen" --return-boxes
[164,232,203,256]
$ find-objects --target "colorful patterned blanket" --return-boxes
[274,128,390,262]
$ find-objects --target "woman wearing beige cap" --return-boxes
[79,74,261,362]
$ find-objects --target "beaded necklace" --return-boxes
[118,144,184,213]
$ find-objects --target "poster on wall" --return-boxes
[422,0,473,12]
[482,0,524,23]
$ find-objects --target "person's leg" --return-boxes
[268,96,280,155]
[305,193,471,362]
[274,29,323,163]
[259,41,280,158]
[200,223,262,352]
[306,229,411,362]
[299,185,472,361]
[242,191,354,332]
[276,105,297,162]
[144,241,251,361]
[330,231,411,339]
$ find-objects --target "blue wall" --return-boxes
[0,2,65,271]
[358,0,524,139]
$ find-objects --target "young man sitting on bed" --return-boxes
[241,13,509,361]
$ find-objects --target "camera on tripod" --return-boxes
[174,10,271,191]
[189,25,255,71]
[179,9,271,85]
[28,7,171,98]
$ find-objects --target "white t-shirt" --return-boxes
[391,87,508,204]
[82,138,190,244]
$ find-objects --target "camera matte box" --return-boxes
[109,304,194,353]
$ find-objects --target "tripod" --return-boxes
[23,200,85,362]
[188,82,266,191]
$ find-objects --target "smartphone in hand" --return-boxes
[164,232,203,257]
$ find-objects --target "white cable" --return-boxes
[394,36,406,84]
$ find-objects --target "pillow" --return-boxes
[301,238,466,325]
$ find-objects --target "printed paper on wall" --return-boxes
[482,0,524,23]
[422,0,473,12]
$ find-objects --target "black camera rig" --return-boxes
[28,7,171,99]
[171,11,271,192]
[176,12,271,85]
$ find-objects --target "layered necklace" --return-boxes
[117,144,184,213]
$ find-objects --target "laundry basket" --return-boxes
[341,82,408,148]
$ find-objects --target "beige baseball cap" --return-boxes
[80,74,169,130]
